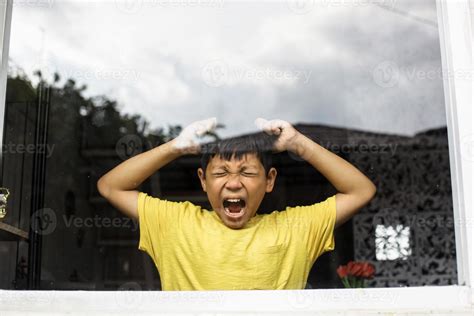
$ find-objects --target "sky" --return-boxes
[8,0,446,137]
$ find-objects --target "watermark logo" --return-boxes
[115,0,144,14]
[287,0,315,15]
[287,290,315,309]
[116,134,143,160]
[372,208,400,226]
[115,281,143,309]
[30,208,139,236]
[372,60,400,88]
[201,60,229,87]
[31,208,57,236]
[372,60,473,88]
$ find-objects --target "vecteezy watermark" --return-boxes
[287,287,398,309]
[287,0,397,15]
[115,0,225,14]
[286,0,316,15]
[13,0,55,8]
[67,68,141,81]
[320,141,399,156]
[372,60,473,88]
[372,209,472,229]
[30,208,139,236]
[372,60,400,88]
[116,134,144,160]
[155,290,225,303]
[287,290,315,309]
[1,143,56,158]
[280,140,398,163]
[63,215,139,232]
[115,0,144,14]
[201,60,313,87]
[31,208,58,236]
[115,282,226,306]
[321,288,398,304]
[0,289,57,310]
[321,0,397,8]
[115,282,143,310]
[201,60,229,87]
[32,63,141,82]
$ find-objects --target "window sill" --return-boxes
[0,285,473,315]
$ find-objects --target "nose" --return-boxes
[225,173,243,190]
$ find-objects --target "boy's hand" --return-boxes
[255,118,301,153]
[172,117,217,155]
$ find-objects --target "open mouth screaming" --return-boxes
[222,198,246,218]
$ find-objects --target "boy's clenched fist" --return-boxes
[172,117,217,154]
[255,118,301,154]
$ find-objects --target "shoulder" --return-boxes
[269,195,337,223]
[137,192,205,220]
[138,192,201,208]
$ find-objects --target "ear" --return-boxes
[265,167,277,193]
[197,168,207,192]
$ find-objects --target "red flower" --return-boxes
[336,261,375,288]
[360,262,375,279]
[347,261,364,277]
[336,265,348,278]
[337,261,375,279]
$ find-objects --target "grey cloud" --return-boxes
[10,0,447,138]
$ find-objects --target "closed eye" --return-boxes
[242,172,258,177]
[212,172,227,177]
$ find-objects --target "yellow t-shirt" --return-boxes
[138,192,336,291]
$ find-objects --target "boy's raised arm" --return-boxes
[255,118,376,228]
[97,118,217,220]
[97,141,180,220]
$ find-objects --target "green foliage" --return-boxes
[7,70,223,151]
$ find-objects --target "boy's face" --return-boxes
[197,153,277,229]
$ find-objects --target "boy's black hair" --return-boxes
[200,132,278,178]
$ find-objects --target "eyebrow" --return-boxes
[211,163,259,170]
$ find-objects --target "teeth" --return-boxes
[227,198,241,202]
[225,207,244,214]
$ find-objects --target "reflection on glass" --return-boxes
[0,188,10,219]
[1,0,456,290]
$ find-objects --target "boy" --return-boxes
[97,118,376,290]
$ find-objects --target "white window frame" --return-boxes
[0,0,11,150]
[0,0,472,314]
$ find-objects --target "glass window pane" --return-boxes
[1,0,457,290]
